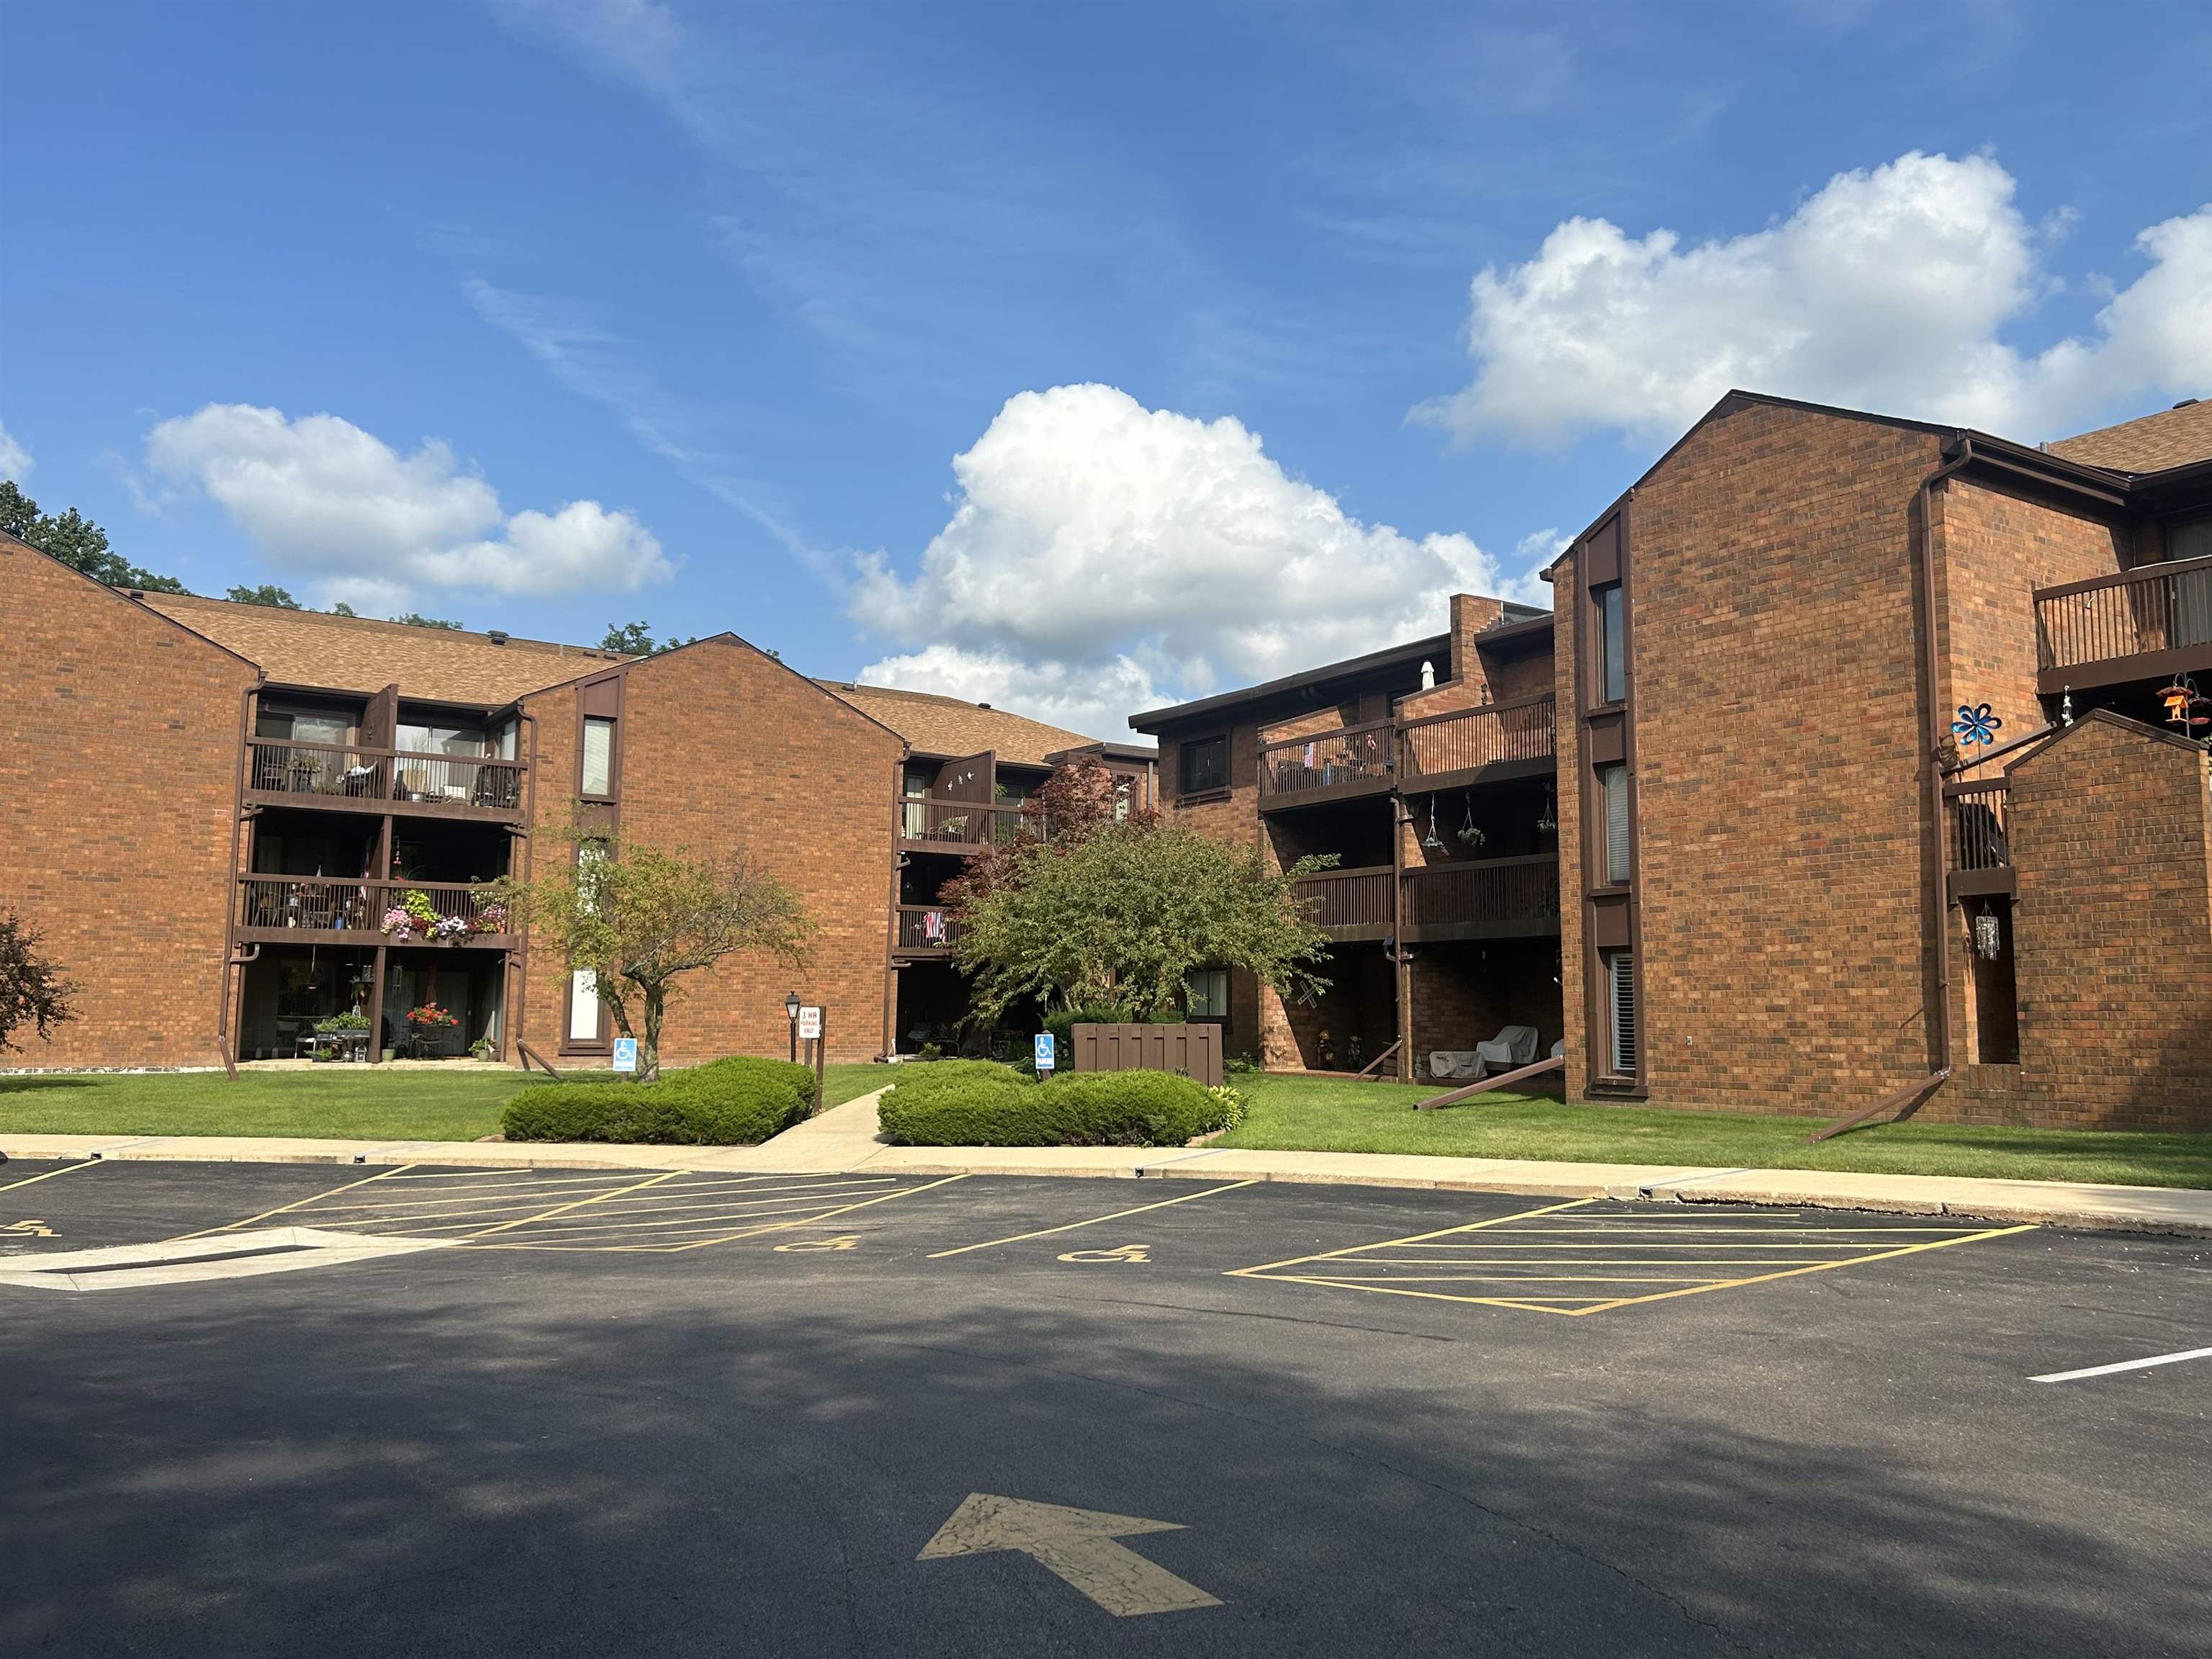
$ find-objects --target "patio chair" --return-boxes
[1428,1051,1487,1080]
[1473,1024,1540,1076]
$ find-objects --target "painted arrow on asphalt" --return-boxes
[917,1493,1222,1617]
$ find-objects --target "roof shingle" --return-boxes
[2046,400,2212,475]
[815,680,1105,766]
[141,594,624,704]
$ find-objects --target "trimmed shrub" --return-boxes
[503,1054,817,1145]
[878,1066,1228,1148]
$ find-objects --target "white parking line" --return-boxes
[2031,1345,2212,1384]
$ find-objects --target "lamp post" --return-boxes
[785,991,801,1063]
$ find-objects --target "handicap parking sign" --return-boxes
[1034,1033,1056,1072]
[611,1037,638,1073]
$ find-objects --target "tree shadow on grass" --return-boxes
[0,1074,95,1093]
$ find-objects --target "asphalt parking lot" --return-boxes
[3,1155,2207,1657]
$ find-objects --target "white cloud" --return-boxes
[1421,152,2212,446]
[0,421,30,478]
[850,384,1515,737]
[145,403,671,602]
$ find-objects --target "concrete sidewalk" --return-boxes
[6,1089,2208,1236]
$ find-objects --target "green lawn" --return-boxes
[1219,1073,2212,1191]
[0,1061,894,1143]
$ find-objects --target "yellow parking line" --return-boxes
[167,1164,421,1240]
[0,1160,98,1195]
[1259,1274,1588,1315]
[1557,1224,2038,1315]
[929,1181,1262,1260]
[463,1169,683,1238]
[1226,1197,1598,1279]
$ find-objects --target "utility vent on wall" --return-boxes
[1607,950,1638,1077]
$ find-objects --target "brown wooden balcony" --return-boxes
[234,877,514,945]
[1257,719,1395,811]
[245,739,526,822]
[1290,864,1393,941]
[1403,854,1560,942]
[896,797,1046,853]
[894,903,965,956]
[1944,778,2013,899]
[1397,696,1556,793]
[2034,555,2212,693]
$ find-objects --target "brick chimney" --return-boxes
[1447,593,1506,686]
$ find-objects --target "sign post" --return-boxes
[799,1005,825,1103]
[1033,1032,1056,1076]
[611,1036,638,1075]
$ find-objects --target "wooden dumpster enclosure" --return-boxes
[1070,1023,1224,1088]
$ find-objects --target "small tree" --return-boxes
[493,830,811,1079]
[1,480,189,593]
[392,611,462,630]
[943,755,1159,909]
[227,583,302,608]
[953,819,1332,1023]
[0,909,78,1053]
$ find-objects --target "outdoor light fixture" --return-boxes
[786,991,801,1063]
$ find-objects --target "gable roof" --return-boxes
[140,593,626,705]
[814,680,1103,766]
[0,531,264,672]
[2046,399,2212,475]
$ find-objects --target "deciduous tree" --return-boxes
[1,480,189,593]
[0,909,77,1053]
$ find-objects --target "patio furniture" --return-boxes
[1473,1024,1540,1076]
[1427,1050,1488,1081]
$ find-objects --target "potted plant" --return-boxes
[405,1002,462,1057]
[381,889,441,942]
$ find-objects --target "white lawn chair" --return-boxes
[1474,1025,1539,1076]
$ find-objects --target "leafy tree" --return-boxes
[944,756,1159,909]
[0,480,188,593]
[227,583,302,609]
[392,611,460,630]
[0,909,78,1053]
[951,818,1332,1023]
[601,620,657,655]
[490,827,811,1079]
[331,602,358,617]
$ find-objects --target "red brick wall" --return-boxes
[1954,714,2212,1130]
[1933,478,2128,745]
[0,540,258,1068]
[1615,403,1945,1115]
[518,639,904,1065]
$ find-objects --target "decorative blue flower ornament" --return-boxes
[1951,703,2002,747]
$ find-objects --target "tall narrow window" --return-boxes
[1596,585,1626,704]
[1605,950,1637,1076]
[581,716,616,796]
[568,969,601,1041]
[1190,968,1229,1020]
[1599,763,1632,884]
[576,839,610,916]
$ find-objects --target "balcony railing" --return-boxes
[1397,696,1556,788]
[1290,865,1393,939]
[235,877,513,942]
[246,739,526,818]
[896,798,1046,849]
[2033,554,2212,690]
[1257,719,1395,804]
[1403,854,1560,939]
[895,904,965,954]
[1943,778,2013,898]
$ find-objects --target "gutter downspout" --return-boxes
[1916,438,1977,1082]
[215,678,261,1080]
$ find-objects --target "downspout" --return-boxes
[215,678,261,1079]
[1916,439,1977,1081]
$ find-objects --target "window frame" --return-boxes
[580,715,618,799]
[1178,733,1230,798]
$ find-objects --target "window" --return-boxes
[1599,763,1632,884]
[1604,950,1638,1077]
[581,716,616,796]
[576,840,610,916]
[1596,584,1626,704]
[2169,513,2212,563]
[397,721,490,757]
[1113,780,1132,821]
[1179,734,1228,796]
[568,969,601,1042]
[257,707,351,745]
[1190,968,1229,1020]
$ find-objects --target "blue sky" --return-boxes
[4,1,2208,736]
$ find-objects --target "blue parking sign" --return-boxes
[1033,1033,1056,1073]
[611,1037,638,1073]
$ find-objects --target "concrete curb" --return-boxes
[5,1110,2208,1236]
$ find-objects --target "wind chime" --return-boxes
[1972,902,2004,961]
[1536,787,1557,835]
[2160,675,2210,732]
[1422,796,1444,852]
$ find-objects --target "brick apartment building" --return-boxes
[0,550,1148,1071]
[1134,391,2212,1131]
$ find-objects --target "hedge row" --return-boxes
[502,1055,817,1145]
[876,1063,1244,1148]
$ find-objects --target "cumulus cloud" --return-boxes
[1421,152,2212,446]
[850,383,1513,737]
[145,403,671,603]
[0,421,30,478]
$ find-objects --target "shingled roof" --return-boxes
[2046,399,2212,475]
[142,593,625,705]
[815,680,1104,766]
